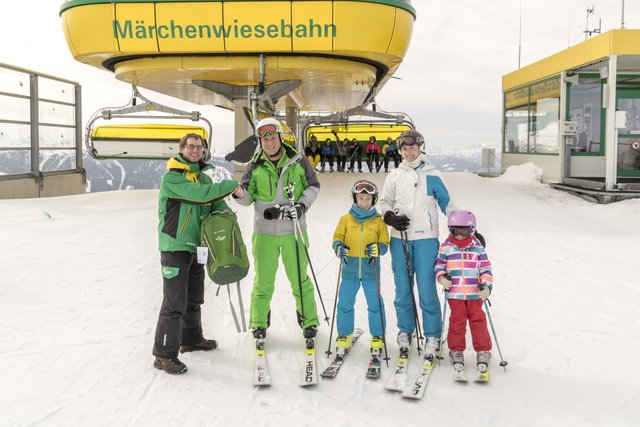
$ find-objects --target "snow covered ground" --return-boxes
[1,164,638,427]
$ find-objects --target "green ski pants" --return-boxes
[250,232,319,330]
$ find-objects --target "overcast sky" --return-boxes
[1,0,637,152]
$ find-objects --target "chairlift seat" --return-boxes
[89,124,208,160]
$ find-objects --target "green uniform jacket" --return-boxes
[158,155,237,252]
[236,144,320,236]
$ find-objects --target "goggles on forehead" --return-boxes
[257,123,279,137]
[397,135,418,147]
[352,181,377,195]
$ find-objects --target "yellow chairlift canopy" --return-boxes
[89,124,208,160]
[306,123,412,144]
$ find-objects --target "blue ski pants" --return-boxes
[390,237,442,337]
[337,277,386,337]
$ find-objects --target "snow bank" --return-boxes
[495,162,543,185]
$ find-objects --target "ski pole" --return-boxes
[285,183,330,326]
[400,230,423,353]
[372,257,390,366]
[284,184,306,326]
[294,219,330,326]
[483,298,508,371]
[293,224,306,325]
[325,259,344,357]
[436,290,448,362]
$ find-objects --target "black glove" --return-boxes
[263,205,285,220]
[384,211,410,231]
[284,203,305,220]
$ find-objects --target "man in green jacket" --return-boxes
[153,133,239,375]
[232,118,321,341]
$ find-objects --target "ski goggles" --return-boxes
[257,123,279,137]
[397,135,423,147]
[449,226,472,237]
[352,181,377,195]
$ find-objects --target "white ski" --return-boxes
[401,357,436,400]
[300,338,318,387]
[385,348,410,391]
[253,338,271,386]
[320,328,363,379]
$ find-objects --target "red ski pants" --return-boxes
[447,299,492,352]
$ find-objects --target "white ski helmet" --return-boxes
[256,117,284,144]
[351,179,379,205]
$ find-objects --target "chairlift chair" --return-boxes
[85,86,213,161]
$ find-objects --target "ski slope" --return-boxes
[1,164,638,427]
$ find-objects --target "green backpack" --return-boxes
[201,211,250,285]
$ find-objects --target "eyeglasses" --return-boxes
[449,226,472,237]
[185,143,204,151]
[257,123,278,137]
[352,181,377,195]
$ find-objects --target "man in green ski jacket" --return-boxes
[232,117,321,341]
[153,133,239,375]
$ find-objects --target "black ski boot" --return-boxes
[252,327,267,339]
[303,326,318,339]
[153,357,188,375]
[180,338,218,353]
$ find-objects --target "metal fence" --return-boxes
[0,62,82,182]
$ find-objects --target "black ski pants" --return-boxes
[153,251,205,358]
[384,153,400,170]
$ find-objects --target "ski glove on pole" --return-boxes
[478,283,491,300]
[335,244,349,259]
[383,211,410,231]
[263,205,285,220]
[365,243,379,258]
[284,203,305,220]
[437,273,452,290]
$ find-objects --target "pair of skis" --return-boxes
[321,329,385,380]
[320,329,369,379]
[385,351,489,399]
[253,337,318,387]
[386,350,437,399]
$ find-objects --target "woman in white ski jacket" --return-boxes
[377,130,457,360]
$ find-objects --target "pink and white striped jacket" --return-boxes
[435,236,493,300]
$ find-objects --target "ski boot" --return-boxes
[370,336,384,357]
[397,331,412,349]
[477,351,491,370]
[423,337,441,363]
[450,350,464,364]
[252,327,267,339]
[335,333,353,357]
[450,350,467,381]
[367,336,384,379]
[476,351,491,382]
[303,325,318,339]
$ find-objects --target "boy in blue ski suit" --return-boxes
[378,130,457,360]
[332,180,390,355]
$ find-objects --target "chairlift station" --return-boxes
[502,29,640,202]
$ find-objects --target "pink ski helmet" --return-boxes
[448,210,476,236]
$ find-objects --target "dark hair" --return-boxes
[179,133,205,149]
